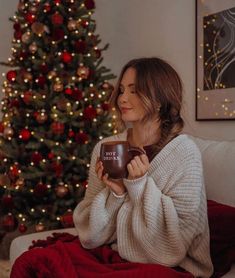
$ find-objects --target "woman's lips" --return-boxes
[120,107,132,113]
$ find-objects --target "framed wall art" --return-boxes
[196,0,235,120]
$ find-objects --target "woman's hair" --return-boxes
[109,57,184,152]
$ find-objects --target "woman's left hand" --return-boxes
[127,154,150,180]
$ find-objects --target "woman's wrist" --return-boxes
[111,190,127,198]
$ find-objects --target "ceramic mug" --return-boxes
[100,141,145,179]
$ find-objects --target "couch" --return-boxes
[9,135,235,277]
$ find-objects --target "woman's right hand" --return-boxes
[95,158,126,196]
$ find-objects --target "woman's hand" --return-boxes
[127,154,150,180]
[95,158,126,196]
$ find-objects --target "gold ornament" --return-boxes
[77,66,89,79]
[76,20,81,29]
[35,223,45,232]
[55,184,69,198]
[21,32,31,44]
[96,107,103,115]
[67,20,77,31]
[3,127,14,138]
[23,72,33,82]
[31,22,45,36]
[5,87,12,97]
[47,71,57,80]
[15,178,25,188]
[29,42,37,53]
[53,82,64,92]
[36,113,48,124]
[0,174,11,187]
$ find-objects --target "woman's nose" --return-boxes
[119,91,128,103]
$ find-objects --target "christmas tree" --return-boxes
[0,0,115,236]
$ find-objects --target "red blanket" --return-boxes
[10,233,193,278]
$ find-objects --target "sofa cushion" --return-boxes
[207,200,235,277]
[190,136,235,206]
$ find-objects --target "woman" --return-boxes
[73,57,213,277]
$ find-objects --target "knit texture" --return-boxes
[73,130,214,278]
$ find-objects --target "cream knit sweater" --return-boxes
[73,130,214,278]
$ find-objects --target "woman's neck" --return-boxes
[127,122,161,147]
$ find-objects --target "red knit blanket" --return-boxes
[10,233,193,278]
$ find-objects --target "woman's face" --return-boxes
[117,67,146,123]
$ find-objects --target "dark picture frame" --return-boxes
[196,0,235,120]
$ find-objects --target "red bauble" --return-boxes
[25,13,36,24]
[0,122,4,133]
[55,184,69,198]
[1,195,14,210]
[52,28,64,41]
[51,122,65,135]
[1,214,17,232]
[14,31,22,40]
[54,0,61,4]
[13,23,21,31]
[75,132,88,144]
[48,152,55,160]
[9,165,20,178]
[51,162,63,177]
[83,106,97,120]
[68,130,75,138]
[37,75,46,88]
[22,91,33,104]
[64,87,72,95]
[61,52,72,63]
[101,102,110,111]
[51,12,63,25]
[95,48,101,58]
[19,223,27,233]
[43,3,51,13]
[74,40,87,54]
[20,129,31,141]
[71,88,83,100]
[60,210,74,228]
[31,152,43,165]
[9,98,20,108]
[34,182,47,197]
[84,0,95,10]
[6,70,17,82]
[40,64,49,74]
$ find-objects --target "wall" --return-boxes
[0,0,235,140]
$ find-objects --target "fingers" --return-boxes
[103,174,126,195]
[127,154,149,179]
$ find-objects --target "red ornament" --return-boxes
[37,75,46,88]
[83,106,97,120]
[14,31,22,40]
[51,162,63,177]
[22,91,33,104]
[13,23,21,31]
[0,122,4,133]
[54,0,61,4]
[64,87,72,95]
[48,152,55,160]
[74,40,87,54]
[68,130,75,138]
[82,180,88,188]
[1,195,14,210]
[60,210,74,228]
[51,122,65,135]
[20,129,31,141]
[25,13,36,24]
[75,131,88,144]
[6,70,17,82]
[84,0,95,10]
[19,223,27,233]
[34,182,48,197]
[18,51,28,60]
[1,214,17,232]
[95,48,101,58]
[43,3,51,13]
[9,165,20,178]
[55,184,69,198]
[61,52,72,63]
[52,28,64,41]
[101,102,110,111]
[9,98,20,108]
[51,12,63,25]
[40,64,49,74]
[71,88,83,100]
[31,152,43,165]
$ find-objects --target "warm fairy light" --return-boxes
[55,142,59,146]
[114,129,118,134]
[3,158,8,162]
[69,112,74,115]
[99,136,103,140]
[53,106,57,110]
[22,218,26,222]
[72,76,76,80]
[98,94,102,98]
[93,118,97,122]
[30,162,34,166]
[79,112,83,116]
[66,102,71,107]
[102,91,106,95]
[90,93,94,97]
[76,184,80,188]
[84,98,88,101]
[75,30,79,34]
[68,140,72,144]
[26,113,30,117]
[108,123,112,127]
[31,131,35,135]
[89,83,94,87]
[87,53,91,57]
[18,214,23,218]
[86,164,90,168]
[47,184,51,188]
[75,101,79,105]
[72,156,76,160]
[40,138,44,142]
[56,217,60,221]
[112,115,117,119]
[52,41,56,45]
[42,209,46,213]
[57,156,61,160]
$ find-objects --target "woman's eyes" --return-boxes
[118,88,136,94]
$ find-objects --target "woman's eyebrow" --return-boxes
[119,83,135,87]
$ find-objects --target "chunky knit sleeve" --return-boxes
[73,141,126,249]
[118,143,205,267]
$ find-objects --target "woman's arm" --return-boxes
[73,142,126,249]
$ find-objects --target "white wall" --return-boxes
[1,0,235,140]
